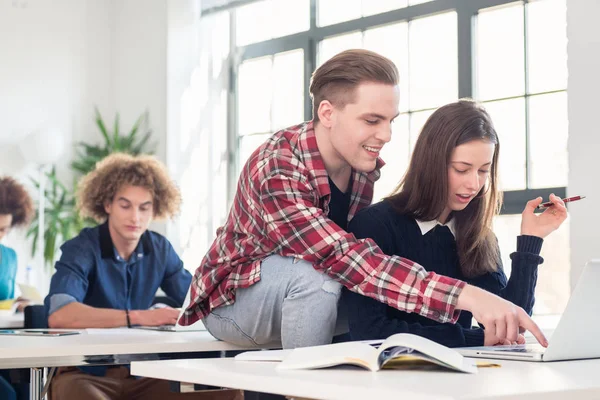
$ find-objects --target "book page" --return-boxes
[277,342,377,371]
[377,333,477,373]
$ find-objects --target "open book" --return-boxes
[236,334,477,374]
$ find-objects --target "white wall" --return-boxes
[112,0,168,163]
[0,0,171,288]
[567,0,600,288]
[0,0,113,286]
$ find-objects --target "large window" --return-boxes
[200,0,568,314]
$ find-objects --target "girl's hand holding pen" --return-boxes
[520,193,568,239]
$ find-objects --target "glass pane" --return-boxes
[373,114,410,202]
[236,0,309,46]
[235,0,271,46]
[409,0,433,4]
[318,31,363,66]
[529,92,568,188]
[476,3,525,100]
[239,133,272,167]
[409,109,434,153]
[317,0,361,27]
[272,49,305,131]
[483,98,526,191]
[271,0,310,40]
[527,0,567,93]
[362,0,407,17]
[409,12,458,110]
[364,22,409,112]
[494,214,570,314]
[238,56,273,136]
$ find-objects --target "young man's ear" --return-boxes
[317,100,335,128]
[104,200,112,215]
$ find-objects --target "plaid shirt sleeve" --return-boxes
[260,170,466,324]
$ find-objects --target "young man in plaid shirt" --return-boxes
[180,49,547,349]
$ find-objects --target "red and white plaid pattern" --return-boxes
[180,121,465,326]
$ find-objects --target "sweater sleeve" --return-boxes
[469,235,543,315]
[342,288,484,347]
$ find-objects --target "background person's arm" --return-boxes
[48,301,179,328]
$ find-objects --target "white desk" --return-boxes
[0,328,265,369]
[0,311,24,328]
[131,357,600,400]
[0,329,275,400]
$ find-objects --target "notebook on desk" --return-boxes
[17,283,43,303]
[459,259,600,362]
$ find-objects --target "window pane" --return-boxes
[239,133,272,167]
[317,0,361,27]
[494,214,570,314]
[374,114,410,202]
[529,92,568,188]
[409,0,433,4]
[362,0,407,17]
[484,98,526,191]
[409,109,434,152]
[236,0,309,46]
[318,31,363,66]
[271,0,310,39]
[409,12,458,110]
[364,23,409,112]
[527,0,567,93]
[477,3,525,100]
[272,49,304,131]
[238,56,273,136]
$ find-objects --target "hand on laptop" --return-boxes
[485,329,526,346]
[131,307,180,326]
[457,285,548,347]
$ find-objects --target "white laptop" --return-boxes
[458,259,600,362]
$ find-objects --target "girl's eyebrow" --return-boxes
[451,161,492,166]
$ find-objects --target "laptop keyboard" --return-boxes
[490,344,545,354]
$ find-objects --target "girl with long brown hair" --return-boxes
[343,99,567,347]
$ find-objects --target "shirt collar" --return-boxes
[415,218,456,238]
[99,221,152,260]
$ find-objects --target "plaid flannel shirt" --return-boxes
[180,121,465,326]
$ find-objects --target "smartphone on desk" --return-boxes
[0,329,80,337]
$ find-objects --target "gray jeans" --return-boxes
[203,255,348,349]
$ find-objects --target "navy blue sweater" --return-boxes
[343,200,544,347]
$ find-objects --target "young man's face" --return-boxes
[327,82,400,173]
[104,185,154,244]
[0,214,12,241]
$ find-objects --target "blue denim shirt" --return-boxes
[45,222,191,316]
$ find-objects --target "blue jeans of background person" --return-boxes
[203,255,348,349]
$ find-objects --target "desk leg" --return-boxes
[30,367,44,400]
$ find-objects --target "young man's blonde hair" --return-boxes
[77,153,181,222]
[309,49,399,123]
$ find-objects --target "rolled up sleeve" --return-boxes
[44,240,92,316]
